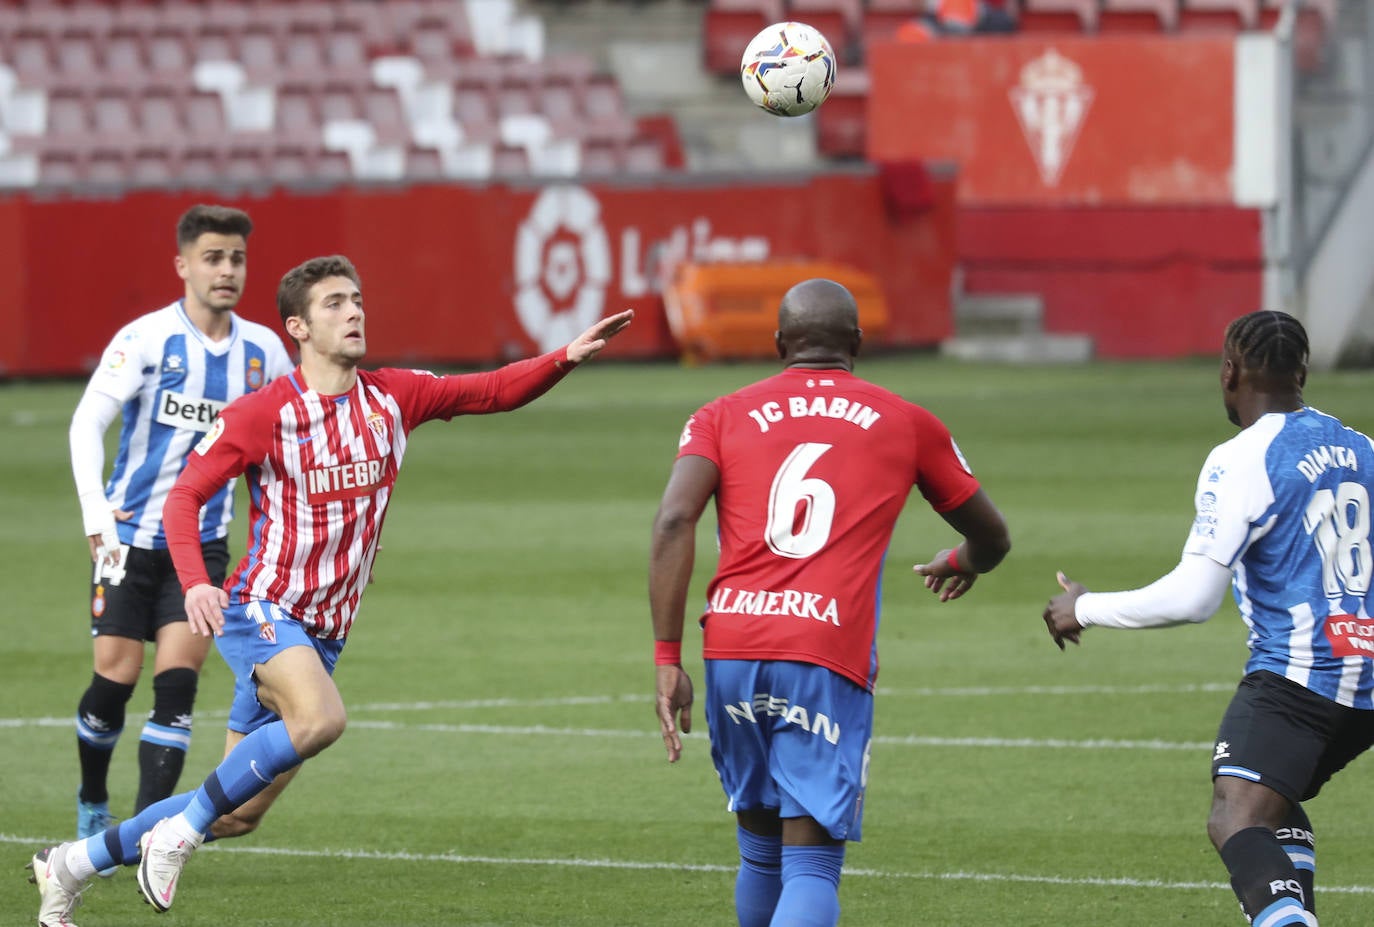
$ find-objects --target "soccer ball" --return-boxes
[740,22,837,117]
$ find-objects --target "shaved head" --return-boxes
[776,278,862,368]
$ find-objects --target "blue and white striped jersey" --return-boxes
[1184,407,1374,708]
[86,301,293,549]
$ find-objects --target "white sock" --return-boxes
[166,813,205,846]
[64,841,97,881]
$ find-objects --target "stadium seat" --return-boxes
[267,143,316,184]
[491,142,531,178]
[541,83,582,138]
[320,83,363,123]
[9,33,57,87]
[129,145,178,189]
[579,138,621,176]
[193,25,238,66]
[580,73,636,143]
[1178,0,1259,30]
[1018,0,1099,31]
[38,147,83,186]
[861,0,929,46]
[404,144,446,182]
[785,0,863,65]
[147,31,192,76]
[703,0,787,76]
[102,31,148,81]
[185,91,229,137]
[53,30,102,79]
[313,149,354,183]
[86,146,129,186]
[90,89,140,145]
[324,26,371,78]
[623,135,667,174]
[362,86,410,145]
[238,27,283,83]
[274,83,323,145]
[1098,0,1179,32]
[224,144,268,185]
[138,89,185,137]
[815,66,868,159]
[452,80,500,145]
[44,88,90,143]
[280,29,329,83]
[180,144,223,186]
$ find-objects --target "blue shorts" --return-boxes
[705,659,873,841]
[215,600,346,734]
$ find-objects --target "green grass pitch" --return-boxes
[2,355,1371,926]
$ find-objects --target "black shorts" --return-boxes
[1212,670,1374,803]
[89,539,230,642]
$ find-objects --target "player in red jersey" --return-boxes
[649,278,1010,927]
[29,254,632,925]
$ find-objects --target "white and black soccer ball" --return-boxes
[740,21,837,117]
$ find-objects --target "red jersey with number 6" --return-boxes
[677,368,979,690]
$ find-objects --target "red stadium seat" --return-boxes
[815,66,867,159]
[130,145,178,189]
[579,138,622,176]
[86,147,129,187]
[103,31,148,80]
[45,88,90,142]
[452,79,500,145]
[147,31,191,76]
[180,144,224,186]
[185,91,228,137]
[491,143,531,177]
[623,135,667,174]
[861,0,928,46]
[703,0,787,76]
[785,0,862,65]
[580,73,635,143]
[314,150,354,183]
[90,89,140,144]
[1179,0,1259,29]
[225,144,268,185]
[38,147,83,186]
[362,86,410,145]
[1018,0,1099,31]
[138,89,185,137]
[1099,0,1179,32]
[401,144,444,182]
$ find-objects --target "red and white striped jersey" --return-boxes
[165,351,573,638]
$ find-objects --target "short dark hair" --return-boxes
[277,255,362,328]
[1224,310,1309,380]
[176,204,252,249]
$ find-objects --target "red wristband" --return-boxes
[654,640,682,666]
[946,547,963,572]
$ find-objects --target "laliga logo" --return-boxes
[1009,49,1093,188]
[514,186,612,352]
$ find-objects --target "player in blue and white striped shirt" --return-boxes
[1044,310,1374,927]
[67,204,293,843]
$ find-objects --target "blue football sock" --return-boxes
[771,844,845,927]
[181,721,300,834]
[79,791,197,870]
[735,826,782,927]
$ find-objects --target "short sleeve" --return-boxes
[86,323,149,403]
[675,399,721,466]
[912,406,980,513]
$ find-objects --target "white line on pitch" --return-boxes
[0,833,1369,895]
[0,716,1212,751]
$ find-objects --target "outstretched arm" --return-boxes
[566,309,634,364]
[913,489,1011,601]
[1042,553,1231,649]
[648,454,717,763]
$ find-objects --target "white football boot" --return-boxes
[28,844,90,927]
[136,818,201,913]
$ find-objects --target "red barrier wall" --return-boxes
[867,35,1236,205]
[0,171,958,378]
[959,205,1265,357]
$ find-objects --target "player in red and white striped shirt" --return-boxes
[28,254,632,923]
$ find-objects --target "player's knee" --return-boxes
[291,711,346,757]
[150,668,198,719]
